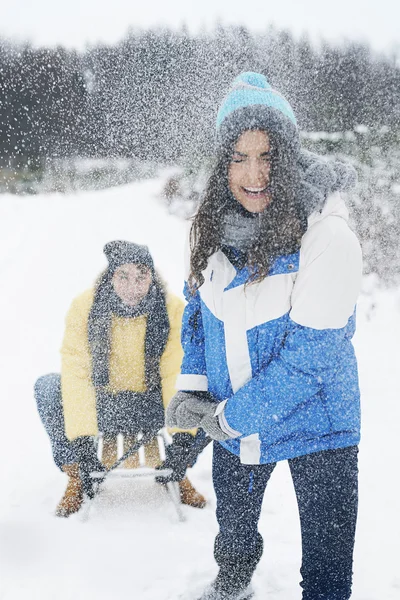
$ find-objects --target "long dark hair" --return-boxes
[188,130,307,291]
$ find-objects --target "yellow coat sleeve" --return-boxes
[160,294,196,436]
[61,290,98,440]
[160,294,184,409]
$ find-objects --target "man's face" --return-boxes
[112,263,152,306]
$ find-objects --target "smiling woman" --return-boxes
[187,93,303,288]
[167,71,362,600]
[228,130,272,213]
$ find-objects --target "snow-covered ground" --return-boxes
[0,178,399,599]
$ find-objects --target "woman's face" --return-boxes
[228,129,272,213]
[112,263,152,306]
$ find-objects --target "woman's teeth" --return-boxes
[243,187,267,195]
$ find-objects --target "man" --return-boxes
[35,240,207,517]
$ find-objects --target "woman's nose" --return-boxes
[247,159,269,183]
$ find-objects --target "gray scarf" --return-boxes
[221,210,261,252]
[88,274,170,390]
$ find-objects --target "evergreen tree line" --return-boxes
[1,25,400,168]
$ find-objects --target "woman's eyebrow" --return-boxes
[232,150,271,157]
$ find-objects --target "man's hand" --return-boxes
[156,432,197,483]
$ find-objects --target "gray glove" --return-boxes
[166,391,204,429]
[180,397,231,441]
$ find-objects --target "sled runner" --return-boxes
[79,429,185,522]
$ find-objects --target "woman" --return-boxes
[167,72,362,600]
[35,240,207,517]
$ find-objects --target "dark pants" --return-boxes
[213,442,358,600]
[35,374,76,469]
[34,373,164,470]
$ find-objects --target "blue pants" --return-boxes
[34,373,77,469]
[213,442,358,600]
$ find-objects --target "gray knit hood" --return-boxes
[297,149,358,217]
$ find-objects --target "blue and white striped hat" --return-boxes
[216,72,300,153]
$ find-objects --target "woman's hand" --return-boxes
[166,391,203,429]
[167,392,232,441]
[182,397,231,441]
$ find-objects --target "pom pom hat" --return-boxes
[216,72,300,154]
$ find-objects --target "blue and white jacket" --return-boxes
[177,192,363,465]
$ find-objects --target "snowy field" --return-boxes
[0,177,399,600]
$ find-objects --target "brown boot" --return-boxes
[55,463,83,517]
[122,435,140,469]
[178,477,207,509]
[101,435,118,469]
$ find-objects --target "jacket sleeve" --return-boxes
[222,218,363,438]
[160,295,184,409]
[61,291,98,441]
[175,282,208,392]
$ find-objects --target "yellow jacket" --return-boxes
[61,288,185,441]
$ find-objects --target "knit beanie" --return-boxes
[103,240,154,273]
[216,72,300,154]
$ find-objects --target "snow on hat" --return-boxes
[103,240,154,272]
[216,72,300,153]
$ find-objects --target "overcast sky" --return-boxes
[1,0,399,54]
